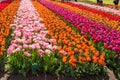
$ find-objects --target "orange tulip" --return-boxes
[94,51,99,57]
[1,46,5,51]
[74,48,78,52]
[86,56,91,61]
[98,59,105,65]
[62,56,67,64]
[0,51,3,56]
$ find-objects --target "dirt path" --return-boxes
[106,66,117,80]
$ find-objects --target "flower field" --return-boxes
[0,0,120,79]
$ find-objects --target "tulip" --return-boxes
[7,46,15,54]
[60,50,67,55]
[114,54,120,60]
[52,45,58,51]
[23,44,29,48]
[39,50,44,56]
[45,49,51,55]
[24,51,31,57]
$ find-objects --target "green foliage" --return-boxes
[43,52,57,73]
[0,30,11,72]
[106,52,120,80]
[0,55,5,72]
[8,50,60,76]
[60,62,107,78]
[8,50,42,76]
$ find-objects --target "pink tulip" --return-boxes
[23,44,29,48]
[7,46,15,54]
[39,50,44,56]
[29,45,35,50]
[52,45,58,51]
[24,51,31,57]
[45,49,51,55]
[60,50,67,55]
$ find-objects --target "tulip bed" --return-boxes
[62,2,120,22]
[51,1,120,30]
[0,0,120,79]
[0,1,11,11]
[7,0,59,76]
[38,0,120,79]
[0,1,20,71]
[39,0,120,52]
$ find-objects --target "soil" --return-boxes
[0,71,109,80]
[0,66,118,80]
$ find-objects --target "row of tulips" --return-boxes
[71,1,120,16]
[0,1,20,71]
[62,2,120,22]
[0,1,20,54]
[7,0,59,76]
[0,1,11,11]
[32,1,106,77]
[51,1,120,30]
[39,0,120,52]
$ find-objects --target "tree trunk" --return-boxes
[97,0,99,4]
[75,0,77,2]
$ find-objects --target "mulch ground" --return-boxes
[0,71,109,80]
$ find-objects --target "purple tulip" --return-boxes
[114,54,120,60]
